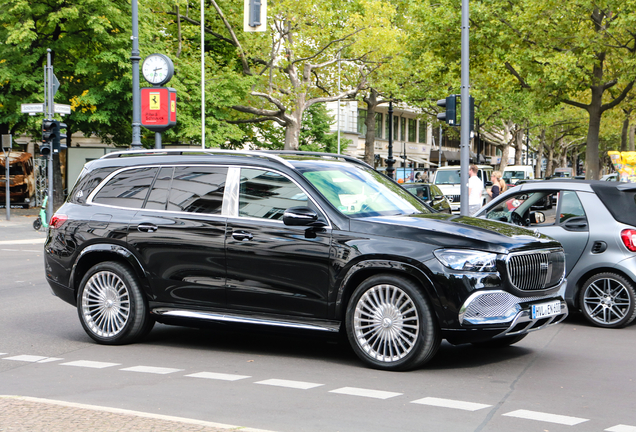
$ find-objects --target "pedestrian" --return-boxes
[487,171,506,200]
[415,172,423,182]
[468,164,484,215]
[422,170,429,182]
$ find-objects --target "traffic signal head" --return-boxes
[41,120,54,155]
[437,95,457,126]
[51,120,67,153]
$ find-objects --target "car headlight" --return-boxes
[434,249,498,272]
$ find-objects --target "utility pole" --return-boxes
[387,101,395,179]
[46,49,54,222]
[459,0,470,216]
[131,0,142,149]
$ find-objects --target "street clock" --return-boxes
[141,54,174,86]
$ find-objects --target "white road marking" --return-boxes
[329,387,402,400]
[37,357,63,363]
[3,355,50,362]
[606,426,636,432]
[186,372,251,381]
[61,360,121,369]
[0,239,45,245]
[120,366,183,375]
[0,353,6,356]
[503,409,588,425]
[255,379,323,390]
[1,249,40,252]
[411,397,491,411]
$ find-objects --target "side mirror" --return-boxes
[531,211,546,224]
[283,206,327,227]
[434,195,444,201]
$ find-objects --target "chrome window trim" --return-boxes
[85,163,332,229]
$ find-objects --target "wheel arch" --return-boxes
[334,259,444,324]
[70,244,149,303]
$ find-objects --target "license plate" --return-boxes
[532,300,561,319]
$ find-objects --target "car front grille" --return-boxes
[446,194,461,203]
[507,249,565,291]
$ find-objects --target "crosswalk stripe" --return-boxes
[503,409,588,425]
[606,426,636,432]
[186,372,251,381]
[329,387,402,400]
[3,355,51,362]
[120,366,183,375]
[411,397,491,411]
[255,379,323,390]
[61,360,121,369]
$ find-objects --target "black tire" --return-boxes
[77,261,154,344]
[33,218,42,231]
[578,272,636,328]
[471,333,527,348]
[345,274,441,371]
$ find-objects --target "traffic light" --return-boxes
[437,95,457,125]
[41,120,54,155]
[51,120,67,153]
[437,95,475,132]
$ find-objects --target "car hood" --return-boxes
[350,213,560,254]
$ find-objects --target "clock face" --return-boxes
[142,54,173,85]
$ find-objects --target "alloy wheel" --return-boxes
[582,277,632,326]
[81,270,131,338]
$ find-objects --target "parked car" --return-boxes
[552,167,573,178]
[475,179,636,328]
[0,151,35,208]
[402,183,452,214]
[432,165,493,213]
[502,165,535,187]
[601,173,618,182]
[44,150,568,371]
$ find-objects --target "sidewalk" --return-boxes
[0,396,271,432]
[0,208,46,242]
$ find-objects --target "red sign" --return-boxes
[141,87,177,132]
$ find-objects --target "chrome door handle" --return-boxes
[137,223,158,233]
[232,231,253,241]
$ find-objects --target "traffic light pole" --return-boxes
[459,0,470,216]
[46,49,54,223]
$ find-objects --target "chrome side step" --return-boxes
[151,308,341,333]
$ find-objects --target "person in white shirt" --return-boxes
[468,165,484,215]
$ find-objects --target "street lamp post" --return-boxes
[131,0,142,149]
[387,101,395,179]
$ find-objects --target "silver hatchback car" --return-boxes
[476,180,636,328]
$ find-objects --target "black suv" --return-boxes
[45,150,568,371]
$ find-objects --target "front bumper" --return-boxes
[458,288,568,338]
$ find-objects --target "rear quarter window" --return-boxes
[92,167,158,209]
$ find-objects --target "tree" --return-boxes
[155,0,397,150]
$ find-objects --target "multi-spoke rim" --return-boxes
[81,271,131,338]
[582,277,632,325]
[353,284,419,363]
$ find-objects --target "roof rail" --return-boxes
[100,149,294,168]
[260,150,372,168]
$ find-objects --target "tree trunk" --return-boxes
[499,144,510,172]
[621,114,629,152]
[535,130,545,179]
[514,130,523,165]
[546,147,554,177]
[585,100,602,179]
[363,89,381,166]
[284,117,301,150]
[630,125,635,151]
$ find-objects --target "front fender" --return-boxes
[333,259,445,325]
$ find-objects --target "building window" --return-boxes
[358,109,367,135]
[400,117,406,141]
[375,113,383,139]
[408,118,416,142]
[418,120,427,143]
[393,116,399,140]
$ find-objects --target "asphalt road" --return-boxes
[1,214,636,432]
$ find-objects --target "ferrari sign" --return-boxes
[141,87,177,132]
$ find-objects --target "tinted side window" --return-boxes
[145,167,174,210]
[167,166,227,214]
[559,191,586,223]
[93,167,157,208]
[239,168,307,220]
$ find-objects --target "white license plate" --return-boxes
[532,300,561,319]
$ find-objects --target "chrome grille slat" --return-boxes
[507,249,565,291]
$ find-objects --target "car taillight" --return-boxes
[621,229,636,252]
[49,214,68,229]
